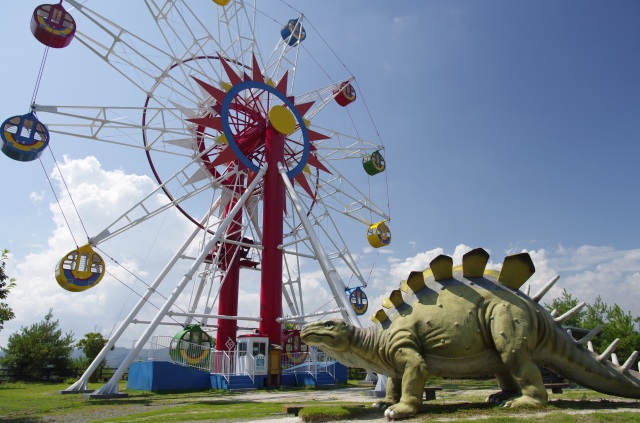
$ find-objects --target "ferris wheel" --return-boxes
[4,0,391,394]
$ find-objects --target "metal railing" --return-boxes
[138,336,257,382]
[282,348,336,380]
[136,337,336,384]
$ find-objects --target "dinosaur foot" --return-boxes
[485,390,518,405]
[372,400,391,410]
[502,395,546,408]
[383,403,419,420]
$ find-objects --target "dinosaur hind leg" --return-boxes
[491,318,548,408]
[486,371,520,405]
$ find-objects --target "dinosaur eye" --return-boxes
[324,321,333,328]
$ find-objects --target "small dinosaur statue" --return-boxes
[300,248,640,419]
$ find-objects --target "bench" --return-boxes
[424,386,443,401]
[545,383,570,394]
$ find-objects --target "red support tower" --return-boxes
[258,124,286,347]
[215,172,244,351]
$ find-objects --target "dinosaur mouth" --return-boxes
[301,332,334,342]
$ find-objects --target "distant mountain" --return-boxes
[1,346,168,369]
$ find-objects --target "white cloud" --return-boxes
[1,156,192,347]
[3,156,639,357]
[29,191,45,202]
[357,245,640,330]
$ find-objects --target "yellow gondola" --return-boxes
[367,221,391,248]
[55,244,105,292]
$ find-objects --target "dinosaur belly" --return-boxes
[423,350,506,378]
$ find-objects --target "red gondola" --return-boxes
[333,81,356,107]
[31,3,76,48]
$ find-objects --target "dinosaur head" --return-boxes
[300,319,355,353]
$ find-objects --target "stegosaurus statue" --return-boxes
[301,248,640,419]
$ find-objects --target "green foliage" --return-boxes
[0,249,17,332]
[76,331,110,382]
[0,309,75,381]
[545,292,640,367]
[544,289,585,327]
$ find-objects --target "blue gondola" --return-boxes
[1,113,50,162]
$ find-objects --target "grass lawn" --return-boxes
[0,381,284,422]
[1,379,640,422]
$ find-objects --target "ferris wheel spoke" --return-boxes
[293,79,356,121]
[309,167,390,224]
[144,0,259,82]
[262,14,306,87]
[65,1,234,105]
[65,1,180,95]
[90,161,245,246]
[32,104,203,156]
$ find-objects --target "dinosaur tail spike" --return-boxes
[588,341,595,353]
[531,275,560,303]
[577,325,603,345]
[598,338,621,363]
[462,248,489,278]
[612,353,620,366]
[623,351,639,373]
[430,255,453,281]
[550,309,558,318]
[554,302,586,325]
[498,252,535,290]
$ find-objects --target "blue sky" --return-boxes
[1,1,639,348]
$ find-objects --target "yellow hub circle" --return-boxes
[268,105,297,135]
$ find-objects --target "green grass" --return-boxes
[0,381,283,422]
[2,380,640,422]
[91,401,285,423]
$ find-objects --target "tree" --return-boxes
[0,249,17,332]
[582,296,609,331]
[0,309,75,381]
[544,288,585,328]
[599,304,640,365]
[76,332,110,382]
[545,292,640,369]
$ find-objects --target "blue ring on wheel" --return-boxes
[220,80,310,179]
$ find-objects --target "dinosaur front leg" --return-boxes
[383,348,429,419]
[372,377,401,409]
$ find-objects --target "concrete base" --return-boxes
[83,392,129,399]
[364,389,385,398]
[59,389,95,395]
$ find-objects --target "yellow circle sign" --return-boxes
[268,105,297,135]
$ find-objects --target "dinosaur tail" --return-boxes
[534,314,640,399]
